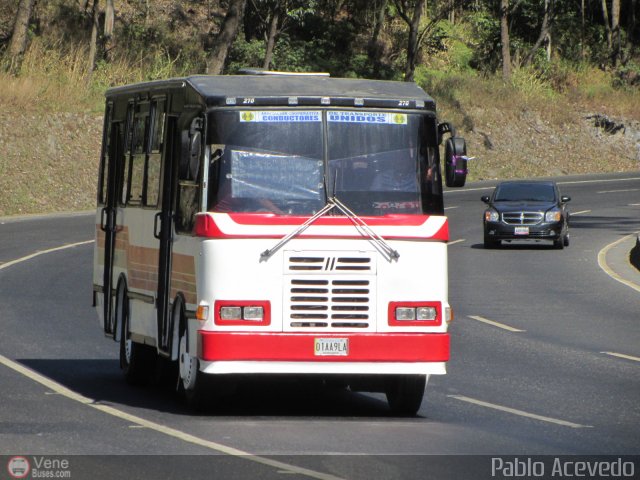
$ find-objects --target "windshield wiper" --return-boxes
[330,196,400,262]
[259,196,400,262]
[260,201,335,261]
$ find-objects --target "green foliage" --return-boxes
[467,7,501,73]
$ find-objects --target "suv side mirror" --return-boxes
[444,136,468,188]
[561,195,571,203]
[481,195,490,203]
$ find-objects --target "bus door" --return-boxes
[99,116,124,337]
[155,114,177,356]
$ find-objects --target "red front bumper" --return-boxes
[198,331,450,362]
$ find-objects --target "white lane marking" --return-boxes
[601,351,640,363]
[0,240,94,272]
[597,233,640,294]
[597,188,639,194]
[444,177,640,195]
[570,210,591,215]
[448,239,466,246]
[0,353,344,480]
[629,203,640,206]
[448,395,592,428]
[467,315,526,332]
[444,206,459,210]
[558,177,640,186]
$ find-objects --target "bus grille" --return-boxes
[283,251,375,331]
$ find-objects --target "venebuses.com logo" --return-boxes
[7,457,30,479]
[6,456,71,478]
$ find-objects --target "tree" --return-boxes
[207,0,248,75]
[611,0,621,66]
[87,0,100,80]
[522,0,554,66]
[104,0,115,62]
[368,0,389,77]
[392,0,426,82]
[500,0,511,81]
[7,0,36,72]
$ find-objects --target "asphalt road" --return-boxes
[1,173,639,479]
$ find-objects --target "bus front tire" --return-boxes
[385,374,427,416]
[174,300,209,410]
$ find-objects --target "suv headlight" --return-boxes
[545,209,562,222]
[485,209,499,222]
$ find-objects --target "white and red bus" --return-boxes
[93,72,468,414]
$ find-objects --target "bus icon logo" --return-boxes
[7,456,30,478]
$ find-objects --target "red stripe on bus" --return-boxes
[195,213,449,241]
[198,332,449,362]
[225,213,435,226]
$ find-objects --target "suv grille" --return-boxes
[502,212,543,225]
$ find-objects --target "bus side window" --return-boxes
[97,103,113,205]
[120,102,134,205]
[146,98,165,208]
[175,120,202,234]
[128,110,148,205]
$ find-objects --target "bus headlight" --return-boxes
[389,302,442,326]
[215,301,271,326]
[416,307,437,321]
[220,306,242,320]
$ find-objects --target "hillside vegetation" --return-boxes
[0,0,639,216]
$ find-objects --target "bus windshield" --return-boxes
[207,110,441,216]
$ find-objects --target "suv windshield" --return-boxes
[494,183,556,202]
[206,110,441,216]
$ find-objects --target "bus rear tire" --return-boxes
[385,374,427,416]
[117,282,154,385]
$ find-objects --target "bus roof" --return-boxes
[105,74,436,111]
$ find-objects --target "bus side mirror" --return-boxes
[444,137,468,188]
[437,122,455,145]
[180,118,203,181]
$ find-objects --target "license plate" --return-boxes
[314,338,349,356]
[514,226,529,235]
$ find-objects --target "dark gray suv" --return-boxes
[482,181,570,249]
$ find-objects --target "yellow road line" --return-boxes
[448,395,591,429]
[0,240,94,272]
[597,233,640,294]
[468,315,526,333]
[0,353,344,480]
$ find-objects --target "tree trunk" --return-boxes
[611,0,621,66]
[500,0,511,81]
[206,0,247,75]
[581,0,585,61]
[601,0,612,50]
[104,0,115,62]
[87,0,100,81]
[368,0,388,77]
[263,8,280,70]
[7,0,36,71]
[404,0,425,82]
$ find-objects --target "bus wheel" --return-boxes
[385,375,427,416]
[175,302,208,410]
[117,282,153,385]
